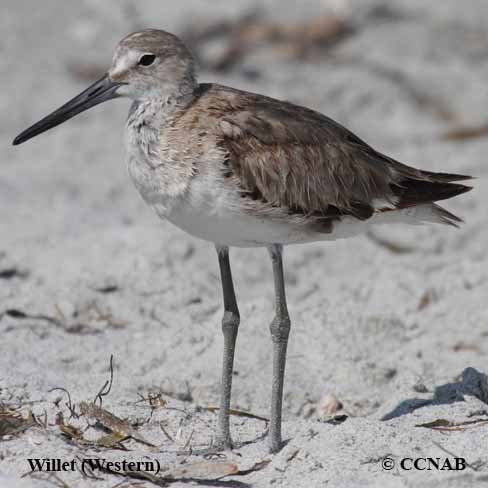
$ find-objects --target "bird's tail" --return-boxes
[428,203,464,228]
[394,177,472,208]
[387,168,473,227]
[391,168,472,211]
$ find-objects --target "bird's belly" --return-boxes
[165,202,436,247]
[128,159,376,247]
[165,196,309,248]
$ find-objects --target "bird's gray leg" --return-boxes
[267,244,291,453]
[215,245,240,449]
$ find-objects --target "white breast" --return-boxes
[125,99,191,217]
[124,104,311,247]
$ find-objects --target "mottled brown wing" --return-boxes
[209,84,470,221]
[214,88,397,220]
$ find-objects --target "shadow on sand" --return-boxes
[382,367,488,421]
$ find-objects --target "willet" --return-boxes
[13,29,472,453]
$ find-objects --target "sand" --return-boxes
[1,0,488,486]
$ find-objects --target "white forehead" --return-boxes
[113,44,139,64]
[110,44,147,77]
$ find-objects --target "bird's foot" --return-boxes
[267,428,284,454]
[175,436,234,457]
[213,434,234,452]
[268,438,283,454]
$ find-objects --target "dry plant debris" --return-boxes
[0,267,29,279]
[441,123,488,141]
[205,406,269,423]
[366,230,416,254]
[182,10,354,72]
[79,402,155,448]
[0,405,36,438]
[416,418,488,431]
[417,288,438,311]
[4,352,273,488]
[2,301,127,334]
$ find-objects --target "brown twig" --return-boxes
[205,406,269,423]
[48,387,78,419]
[94,354,114,406]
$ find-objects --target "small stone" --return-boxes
[316,392,343,417]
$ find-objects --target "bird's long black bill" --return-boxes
[13,74,125,145]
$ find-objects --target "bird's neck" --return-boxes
[125,87,197,216]
[128,80,197,126]
[125,77,199,174]
[125,84,196,168]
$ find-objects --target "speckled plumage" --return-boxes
[13,29,473,454]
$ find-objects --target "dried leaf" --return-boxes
[317,414,348,425]
[441,124,488,141]
[96,432,128,448]
[417,419,452,429]
[416,418,488,431]
[137,392,167,409]
[4,308,62,326]
[80,402,154,447]
[367,231,415,254]
[0,413,26,436]
[0,407,35,437]
[234,459,271,475]
[452,342,480,353]
[205,406,269,422]
[54,410,84,442]
[418,289,437,311]
[60,423,84,441]
[80,402,130,435]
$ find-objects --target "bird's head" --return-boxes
[109,29,196,99]
[13,29,196,145]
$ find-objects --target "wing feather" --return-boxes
[187,84,472,224]
[213,86,396,219]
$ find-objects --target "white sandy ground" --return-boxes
[1,0,488,486]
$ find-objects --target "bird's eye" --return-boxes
[138,54,156,66]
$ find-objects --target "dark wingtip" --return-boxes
[12,135,23,146]
[392,179,473,210]
[422,170,474,182]
[454,184,473,197]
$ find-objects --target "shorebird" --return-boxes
[13,29,472,453]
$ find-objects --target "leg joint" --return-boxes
[269,314,291,343]
[222,310,240,332]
